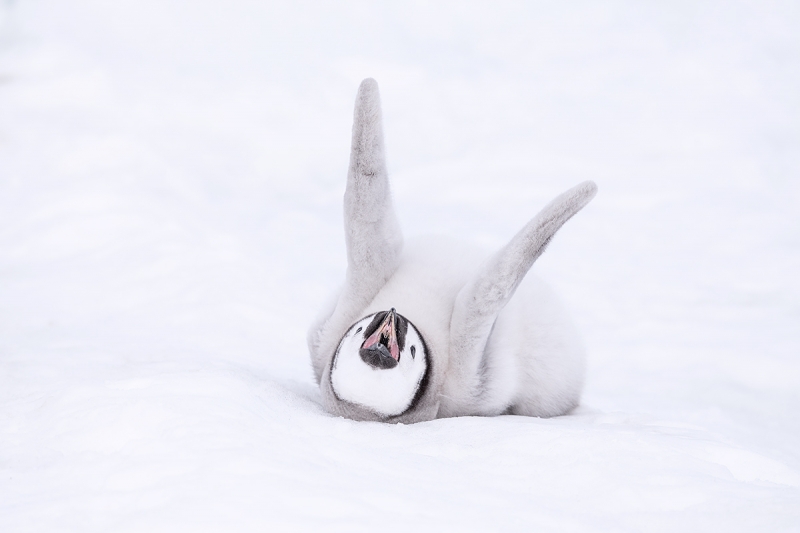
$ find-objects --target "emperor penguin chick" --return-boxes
[307,78,597,423]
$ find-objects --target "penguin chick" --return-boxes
[308,78,597,423]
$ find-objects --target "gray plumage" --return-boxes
[308,78,597,423]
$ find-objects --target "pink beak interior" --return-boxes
[361,310,400,361]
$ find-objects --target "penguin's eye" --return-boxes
[410,346,416,359]
[355,327,362,334]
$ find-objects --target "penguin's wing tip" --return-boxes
[357,78,380,103]
[557,180,598,215]
[359,77,378,90]
[580,180,598,196]
[573,180,598,205]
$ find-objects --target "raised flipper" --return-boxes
[447,180,597,405]
[308,79,404,382]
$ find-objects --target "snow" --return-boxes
[1,1,799,531]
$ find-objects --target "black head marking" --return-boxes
[359,345,398,369]
[395,313,408,351]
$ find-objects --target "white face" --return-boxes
[330,309,428,418]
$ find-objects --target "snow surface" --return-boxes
[1,1,799,531]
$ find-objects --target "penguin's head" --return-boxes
[330,308,429,418]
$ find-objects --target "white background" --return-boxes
[1,1,798,531]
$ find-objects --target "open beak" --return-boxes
[359,308,401,369]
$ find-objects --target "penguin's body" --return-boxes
[308,79,596,423]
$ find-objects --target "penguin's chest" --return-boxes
[363,238,484,364]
